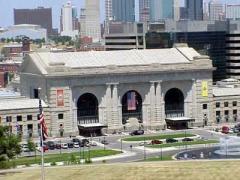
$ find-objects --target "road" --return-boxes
[21,128,231,163]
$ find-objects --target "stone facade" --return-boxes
[20,47,214,137]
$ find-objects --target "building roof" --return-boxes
[213,87,240,97]
[23,46,212,76]
[0,96,47,110]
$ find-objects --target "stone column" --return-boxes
[191,79,197,119]
[149,81,156,126]
[105,83,112,126]
[155,81,163,126]
[111,83,121,129]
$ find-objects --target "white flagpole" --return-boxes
[38,88,45,180]
[40,123,45,180]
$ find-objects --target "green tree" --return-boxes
[27,139,36,152]
[0,126,21,160]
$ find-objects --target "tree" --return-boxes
[0,126,21,160]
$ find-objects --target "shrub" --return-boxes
[51,161,56,166]
[85,158,92,164]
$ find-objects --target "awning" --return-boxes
[165,117,195,122]
[78,123,108,129]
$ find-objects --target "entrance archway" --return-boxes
[121,90,142,125]
[164,88,184,118]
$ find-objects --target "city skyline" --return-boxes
[0,0,239,28]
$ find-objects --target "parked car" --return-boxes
[182,138,194,142]
[21,144,30,152]
[222,126,230,134]
[129,130,144,136]
[46,141,55,150]
[89,141,97,146]
[151,139,163,145]
[73,142,80,148]
[166,138,178,143]
[61,143,68,149]
[72,138,81,144]
[233,128,240,133]
[101,140,109,145]
[81,139,90,146]
[68,142,74,148]
[55,143,61,149]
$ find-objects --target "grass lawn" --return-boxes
[2,161,240,180]
[123,133,195,142]
[147,140,218,148]
[8,150,121,166]
[145,155,173,161]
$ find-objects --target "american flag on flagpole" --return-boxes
[127,91,136,111]
[39,99,48,141]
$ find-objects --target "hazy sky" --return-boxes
[0,0,238,29]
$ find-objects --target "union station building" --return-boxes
[19,44,215,137]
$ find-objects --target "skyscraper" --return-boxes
[14,7,53,36]
[112,0,135,22]
[185,0,203,20]
[209,0,223,21]
[81,0,101,42]
[226,4,240,20]
[139,0,150,22]
[150,0,179,21]
[60,1,78,38]
[105,0,113,21]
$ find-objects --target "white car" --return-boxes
[61,143,68,149]
[74,142,80,148]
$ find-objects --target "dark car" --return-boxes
[81,139,90,146]
[166,138,178,143]
[55,143,61,149]
[129,130,144,136]
[68,142,74,148]
[46,141,55,150]
[101,140,109,145]
[182,138,194,142]
[151,139,163,145]
[72,138,80,143]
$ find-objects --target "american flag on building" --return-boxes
[127,91,136,111]
[39,99,48,141]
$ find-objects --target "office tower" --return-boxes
[112,0,135,22]
[226,5,240,20]
[150,0,179,21]
[105,0,113,21]
[139,0,150,22]
[185,0,203,20]
[14,7,52,36]
[80,0,101,42]
[209,0,223,21]
[60,1,78,38]
[72,6,79,31]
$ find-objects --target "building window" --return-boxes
[58,113,64,120]
[17,116,22,122]
[224,102,228,107]
[216,102,220,108]
[6,116,12,122]
[233,101,237,107]
[224,110,229,122]
[233,110,238,121]
[216,111,221,123]
[203,104,208,109]
[33,89,39,99]
[27,115,32,121]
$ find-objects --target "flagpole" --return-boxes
[38,88,45,180]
